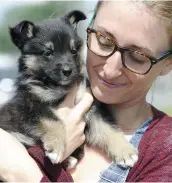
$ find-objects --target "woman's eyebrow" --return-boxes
[130,44,153,56]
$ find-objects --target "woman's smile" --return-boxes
[97,74,126,88]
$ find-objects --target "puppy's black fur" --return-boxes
[0,11,85,145]
[0,10,137,167]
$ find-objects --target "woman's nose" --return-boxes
[103,51,123,80]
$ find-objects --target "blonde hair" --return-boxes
[95,1,172,49]
[145,1,172,48]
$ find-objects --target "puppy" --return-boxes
[0,10,137,168]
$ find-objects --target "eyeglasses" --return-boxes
[86,28,172,75]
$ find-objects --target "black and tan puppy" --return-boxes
[0,11,137,168]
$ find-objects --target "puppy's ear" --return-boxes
[65,10,86,28]
[9,21,35,49]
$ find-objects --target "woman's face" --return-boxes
[87,1,172,106]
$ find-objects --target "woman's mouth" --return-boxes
[97,75,126,89]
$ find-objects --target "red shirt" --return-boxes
[27,106,172,182]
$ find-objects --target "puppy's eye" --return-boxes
[43,50,53,57]
[71,48,77,55]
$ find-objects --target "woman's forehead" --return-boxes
[95,1,170,57]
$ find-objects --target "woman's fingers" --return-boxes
[59,82,78,108]
[62,119,86,161]
[71,89,93,120]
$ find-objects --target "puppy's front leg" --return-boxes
[40,118,65,164]
[86,117,138,168]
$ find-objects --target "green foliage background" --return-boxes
[0,1,80,53]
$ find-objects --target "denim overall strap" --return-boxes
[99,118,152,182]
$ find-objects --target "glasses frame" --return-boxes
[87,28,172,75]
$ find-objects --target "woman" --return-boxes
[0,0,172,182]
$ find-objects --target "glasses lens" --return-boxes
[123,51,152,74]
[88,32,114,56]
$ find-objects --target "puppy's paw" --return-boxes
[117,154,138,168]
[42,135,65,164]
[105,132,138,168]
[113,142,138,168]
[63,156,78,169]
[45,151,63,164]
[41,119,66,164]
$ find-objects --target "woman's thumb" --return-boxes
[71,89,93,119]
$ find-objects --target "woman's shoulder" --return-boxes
[150,105,172,132]
[141,105,172,153]
[127,107,172,182]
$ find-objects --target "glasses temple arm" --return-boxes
[157,50,172,60]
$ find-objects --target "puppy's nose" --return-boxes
[62,65,72,77]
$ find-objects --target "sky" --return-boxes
[0,4,11,21]
[0,1,97,23]
[0,1,47,23]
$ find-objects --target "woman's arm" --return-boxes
[0,128,43,182]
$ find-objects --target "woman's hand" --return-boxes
[52,84,94,163]
[0,128,43,182]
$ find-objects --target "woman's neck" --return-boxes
[108,99,153,135]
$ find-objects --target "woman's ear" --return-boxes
[160,59,172,76]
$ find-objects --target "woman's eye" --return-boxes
[129,52,146,64]
[97,35,113,47]
[43,50,53,57]
[71,48,77,55]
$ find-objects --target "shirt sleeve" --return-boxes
[137,151,172,181]
[128,132,172,182]
[28,145,73,182]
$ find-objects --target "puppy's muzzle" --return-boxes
[61,64,72,77]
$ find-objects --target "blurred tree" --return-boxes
[0,1,71,53]
[0,1,95,53]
